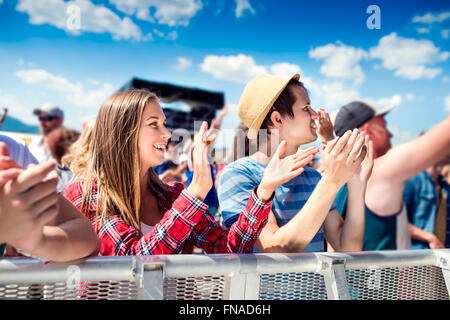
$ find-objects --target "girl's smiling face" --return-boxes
[138,101,172,175]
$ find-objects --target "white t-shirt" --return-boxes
[140,222,154,235]
[0,135,38,168]
[28,136,52,163]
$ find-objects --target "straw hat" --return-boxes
[238,73,300,139]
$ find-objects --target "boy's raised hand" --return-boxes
[257,141,318,201]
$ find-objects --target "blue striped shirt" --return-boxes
[218,156,336,252]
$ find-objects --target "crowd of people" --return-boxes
[0,72,449,262]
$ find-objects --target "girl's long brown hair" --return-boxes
[80,89,167,235]
[62,117,96,178]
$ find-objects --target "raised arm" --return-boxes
[256,130,367,253]
[375,115,450,184]
[11,194,100,261]
[366,115,450,216]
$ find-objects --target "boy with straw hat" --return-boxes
[218,73,374,252]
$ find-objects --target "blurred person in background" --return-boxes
[331,101,450,250]
[0,107,7,130]
[29,103,64,163]
[45,127,80,193]
[62,118,96,183]
[404,151,450,249]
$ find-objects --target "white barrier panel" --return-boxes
[0,249,449,300]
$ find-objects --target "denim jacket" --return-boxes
[404,171,450,249]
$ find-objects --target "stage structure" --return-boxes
[119,78,225,135]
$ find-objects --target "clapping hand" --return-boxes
[186,121,213,201]
[257,141,318,201]
[0,143,59,248]
[321,129,367,187]
[355,135,374,186]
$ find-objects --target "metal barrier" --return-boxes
[1,249,449,300]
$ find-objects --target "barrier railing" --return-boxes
[1,249,449,300]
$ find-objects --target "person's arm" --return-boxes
[256,178,342,252]
[10,195,100,261]
[323,183,365,252]
[190,141,317,254]
[324,135,374,252]
[0,107,8,129]
[317,111,368,251]
[256,130,367,253]
[374,115,450,185]
[188,186,273,254]
[0,158,59,245]
[408,223,445,249]
[65,180,212,256]
[0,139,100,261]
[365,115,450,216]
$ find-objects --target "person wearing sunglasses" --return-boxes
[28,103,65,163]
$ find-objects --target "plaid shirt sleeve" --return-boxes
[64,181,208,256]
[188,187,273,254]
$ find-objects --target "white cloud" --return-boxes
[320,81,361,109]
[0,91,29,117]
[416,27,430,34]
[0,90,44,126]
[309,43,368,85]
[17,58,33,67]
[364,94,403,110]
[269,62,301,78]
[412,11,450,39]
[166,31,178,41]
[200,53,323,94]
[200,54,267,83]
[413,11,450,24]
[445,95,450,113]
[109,0,203,27]
[174,57,192,71]
[153,29,177,41]
[443,76,450,83]
[16,0,145,41]
[15,68,115,109]
[369,32,449,80]
[235,0,255,18]
[405,93,415,101]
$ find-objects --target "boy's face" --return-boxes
[277,86,319,147]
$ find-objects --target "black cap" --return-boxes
[334,101,395,137]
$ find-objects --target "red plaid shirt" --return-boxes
[65,181,272,256]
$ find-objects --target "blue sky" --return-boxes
[0,0,449,150]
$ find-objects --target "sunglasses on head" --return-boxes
[39,115,58,122]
